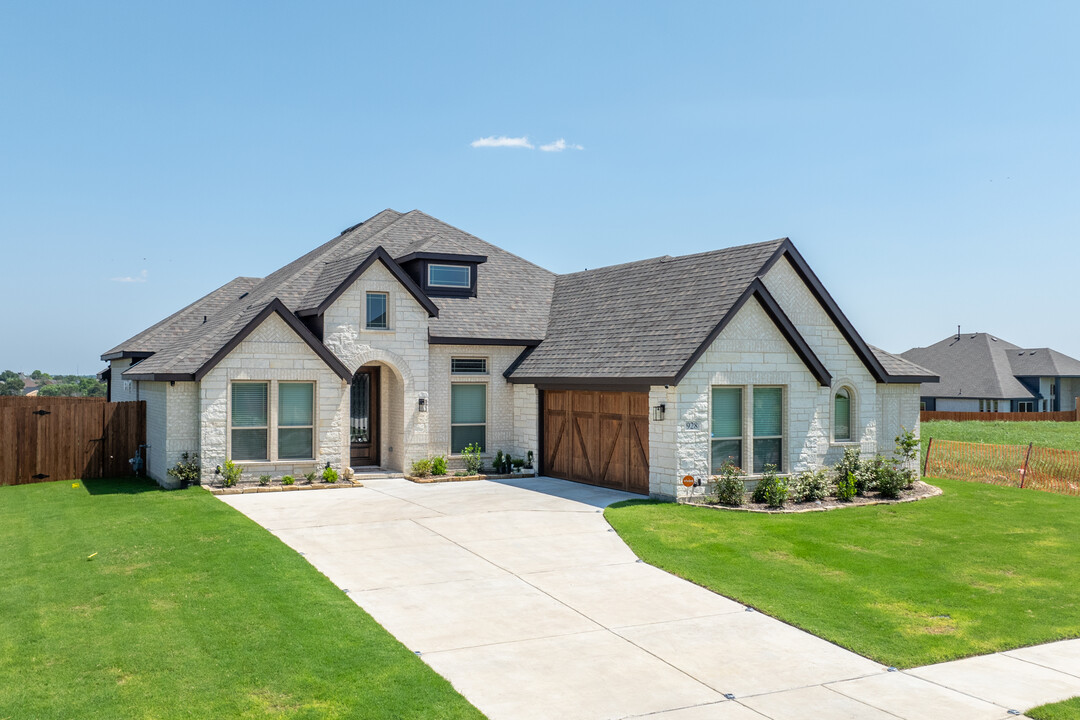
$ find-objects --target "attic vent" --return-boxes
[659,255,674,263]
[1031,350,1038,355]
[238,292,249,300]
[202,316,207,323]
[1018,351,1025,356]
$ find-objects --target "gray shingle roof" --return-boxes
[900,333,1037,399]
[869,346,937,380]
[112,210,554,379]
[1007,348,1080,377]
[507,240,787,382]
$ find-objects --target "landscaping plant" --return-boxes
[493,450,504,474]
[258,474,271,486]
[167,452,202,487]
[411,458,432,477]
[525,450,534,469]
[790,469,830,502]
[834,447,862,492]
[430,455,447,476]
[712,460,745,507]
[461,443,483,475]
[322,466,338,483]
[834,471,857,501]
[281,475,295,485]
[752,465,787,508]
[219,459,243,488]
[303,471,317,484]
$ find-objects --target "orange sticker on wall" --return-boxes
[682,475,695,487]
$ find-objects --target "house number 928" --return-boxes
[684,421,700,430]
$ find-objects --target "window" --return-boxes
[231,382,268,461]
[834,388,851,441]
[451,357,488,375]
[428,264,470,288]
[366,292,388,329]
[1018,401,1033,412]
[710,387,742,472]
[451,383,486,453]
[980,399,1000,412]
[278,382,314,459]
[753,387,783,473]
[920,402,927,411]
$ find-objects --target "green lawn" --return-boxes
[1028,698,1080,720]
[921,420,1080,457]
[0,479,485,720]
[606,478,1080,668]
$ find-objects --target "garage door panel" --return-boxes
[543,389,649,494]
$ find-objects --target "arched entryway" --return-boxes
[349,360,407,471]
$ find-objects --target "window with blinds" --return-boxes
[231,382,268,461]
[753,387,783,473]
[278,382,314,459]
[451,383,486,453]
[710,387,742,473]
[834,388,851,441]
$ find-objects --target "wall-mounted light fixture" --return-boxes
[652,403,666,421]
[418,397,428,412]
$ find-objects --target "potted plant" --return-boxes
[512,458,526,475]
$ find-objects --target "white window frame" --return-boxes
[277,381,316,461]
[709,384,786,475]
[450,381,487,455]
[428,264,471,288]
[832,385,856,443]
[365,291,390,330]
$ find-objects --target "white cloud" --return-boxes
[471,135,534,149]
[111,269,148,283]
[539,138,584,152]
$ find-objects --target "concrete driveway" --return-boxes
[222,477,1080,720]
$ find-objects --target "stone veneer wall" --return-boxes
[648,253,922,500]
[428,344,531,466]
[199,313,349,484]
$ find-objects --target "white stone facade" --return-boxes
[648,254,922,500]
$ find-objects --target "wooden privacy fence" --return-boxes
[921,410,1079,423]
[0,396,146,486]
[924,438,1080,497]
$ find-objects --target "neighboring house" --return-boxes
[101,209,934,498]
[900,332,1080,413]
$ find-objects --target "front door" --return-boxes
[350,367,380,467]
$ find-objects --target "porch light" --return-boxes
[418,397,428,412]
[652,403,665,421]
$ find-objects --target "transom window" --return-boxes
[366,292,388,329]
[710,385,785,475]
[451,357,488,374]
[428,264,470,288]
[278,382,314,460]
[834,387,852,441]
[451,383,486,453]
[231,382,269,461]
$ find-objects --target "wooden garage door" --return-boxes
[543,390,649,494]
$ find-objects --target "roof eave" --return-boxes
[100,350,154,361]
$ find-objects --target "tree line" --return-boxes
[0,370,107,397]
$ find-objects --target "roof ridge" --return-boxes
[558,238,787,278]
[404,210,555,276]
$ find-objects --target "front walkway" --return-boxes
[222,477,1080,720]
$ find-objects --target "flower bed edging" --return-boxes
[682,480,942,514]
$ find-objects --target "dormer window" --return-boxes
[428,264,470,288]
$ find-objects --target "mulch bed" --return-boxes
[205,479,365,495]
[405,472,537,484]
[684,480,942,514]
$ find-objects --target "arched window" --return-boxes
[834,388,852,441]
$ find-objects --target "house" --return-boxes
[101,209,935,498]
[900,332,1080,413]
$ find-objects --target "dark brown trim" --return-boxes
[395,251,488,265]
[192,298,352,382]
[532,381,656,392]
[100,351,153,361]
[124,372,196,382]
[503,346,536,379]
[295,246,439,319]
[430,335,541,347]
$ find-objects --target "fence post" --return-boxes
[923,437,933,477]
[1076,397,1079,422]
[1020,442,1033,488]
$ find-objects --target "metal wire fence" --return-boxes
[924,438,1080,497]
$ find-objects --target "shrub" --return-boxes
[835,471,857,501]
[411,458,432,477]
[525,450,534,469]
[894,427,919,489]
[167,452,201,487]
[790,469,830,503]
[258,474,271,486]
[713,461,745,507]
[462,443,484,475]
[282,475,295,485]
[876,464,906,499]
[303,471,317,485]
[493,450,504,474]
[453,470,469,477]
[512,458,525,471]
[752,465,787,508]
[430,455,447,476]
[834,447,862,490]
[220,459,243,488]
[859,456,888,494]
[322,466,338,483]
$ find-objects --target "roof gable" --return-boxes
[296,246,439,318]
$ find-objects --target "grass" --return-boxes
[606,478,1080,669]
[0,479,485,720]
[1028,698,1080,720]
[921,420,1080,458]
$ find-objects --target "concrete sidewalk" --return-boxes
[222,477,1080,720]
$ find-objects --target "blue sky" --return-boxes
[1,1,1078,374]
